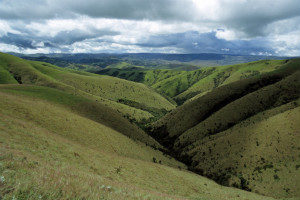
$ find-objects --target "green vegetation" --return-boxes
[150,59,300,198]
[0,67,18,84]
[0,52,175,124]
[97,67,216,99]
[0,85,161,148]
[1,52,299,199]
[98,59,297,106]
[0,52,278,200]
[175,59,294,104]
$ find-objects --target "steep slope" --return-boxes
[30,62,174,111]
[187,102,300,198]
[0,86,275,200]
[151,60,299,141]
[150,61,300,198]
[1,52,298,199]
[97,67,217,98]
[0,52,175,122]
[97,59,294,105]
[0,85,160,147]
[174,59,293,104]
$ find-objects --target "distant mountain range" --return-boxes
[10,52,293,71]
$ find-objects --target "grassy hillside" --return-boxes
[150,61,300,198]
[0,52,175,123]
[0,83,277,200]
[150,68,215,98]
[187,102,300,198]
[174,59,292,104]
[97,67,216,98]
[97,59,296,105]
[0,85,160,148]
[152,60,299,140]
[1,52,298,199]
[30,61,174,110]
[106,61,145,69]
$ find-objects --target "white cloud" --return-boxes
[221,48,230,52]
[216,29,241,40]
[270,30,300,56]
[0,43,20,52]
[0,20,22,36]
[191,0,221,21]
[25,18,89,37]
[264,16,300,36]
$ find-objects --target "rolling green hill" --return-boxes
[0,52,175,123]
[0,52,280,199]
[97,59,297,106]
[97,66,217,99]
[150,60,300,199]
[174,59,293,104]
[0,84,161,148]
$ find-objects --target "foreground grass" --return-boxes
[0,90,276,200]
[0,84,162,148]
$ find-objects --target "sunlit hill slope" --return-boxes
[97,59,294,106]
[150,59,300,198]
[0,52,281,199]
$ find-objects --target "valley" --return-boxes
[0,52,299,199]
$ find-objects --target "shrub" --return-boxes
[273,174,280,180]
[152,157,157,163]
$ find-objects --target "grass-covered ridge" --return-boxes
[150,60,300,198]
[1,52,299,199]
[97,59,298,105]
[174,59,297,103]
[0,85,161,148]
[0,57,276,200]
[0,52,175,123]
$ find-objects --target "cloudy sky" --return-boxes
[0,0,299,56]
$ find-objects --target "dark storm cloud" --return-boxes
[218,0,300,37]
[138,31,274,55]
[51,29,119,45]
[67,0,192,21]
[0,27,119,49]
[0,33,36,49]
[0,0,299,55]
[0,0,192,21]
[1,0,298,37]
[136,34,180,47]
